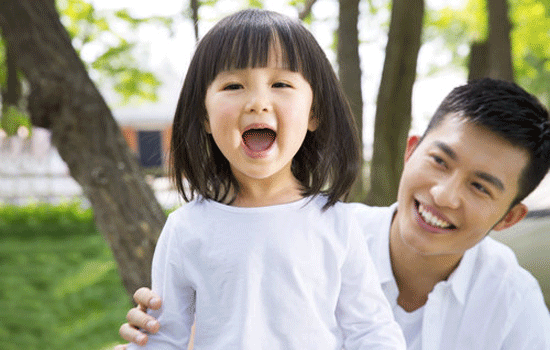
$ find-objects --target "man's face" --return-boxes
[393,115,529,258]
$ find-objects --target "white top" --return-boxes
[392,305,423,350]
[129,197,405,350]
[351,203,550,350]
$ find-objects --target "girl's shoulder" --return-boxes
[166,197,212,223]
[306,197,366,230]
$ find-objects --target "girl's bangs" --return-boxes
[210,21,302,76]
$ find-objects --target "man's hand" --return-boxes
[115,288,162,348]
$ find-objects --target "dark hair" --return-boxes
[170,9,360,208]
[421,78,550,206]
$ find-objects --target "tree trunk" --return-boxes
[1,41,20,107]
[487,0,514,81]
[190,0,199,42]
[468,0,514,83]
[468,41,490,80]
[0,0,166,296]
[337,0,364,202]
[366,0,424,206]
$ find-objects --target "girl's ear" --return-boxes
[308,115,318,132]
[493,203,528,231]
[204,118,212,134]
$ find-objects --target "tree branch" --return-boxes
[299,0,317,20]
[0,0,166,295]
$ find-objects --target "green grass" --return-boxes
[0,203,133,350]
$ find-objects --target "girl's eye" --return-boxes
[223,84,242,90]
[272,82,291,88]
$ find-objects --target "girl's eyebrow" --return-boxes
[434,141,505,192]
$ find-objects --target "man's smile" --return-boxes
[414,200,457,231]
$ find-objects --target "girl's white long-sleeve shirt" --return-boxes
[129,196,405,350]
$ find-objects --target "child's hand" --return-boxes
[118,288,162,346]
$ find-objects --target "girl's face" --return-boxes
[204,50,317,201]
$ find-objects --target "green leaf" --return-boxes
[55,0,173,103]
[0,106,31,137]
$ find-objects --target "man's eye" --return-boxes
[431,155,446,167]
[223,84,242,90]
[472,182,490,195]
[272,82,291,88]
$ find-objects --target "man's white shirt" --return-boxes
[351,203,550,350]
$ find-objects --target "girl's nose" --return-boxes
[245,89,272,113]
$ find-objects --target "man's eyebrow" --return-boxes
[434,141,505,192]
[475,171,505,192]
[435,142,457,160]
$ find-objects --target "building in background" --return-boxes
[117,104,173,174]
[0,105,180,208]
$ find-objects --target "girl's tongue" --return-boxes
[242,129,276,152]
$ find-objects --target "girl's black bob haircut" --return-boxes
[170,8,360,208]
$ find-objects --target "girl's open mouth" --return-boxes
[242,128,276,155]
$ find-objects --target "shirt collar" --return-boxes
[446,241,480,305]
[379,202,480,305]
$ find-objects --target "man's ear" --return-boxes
[493,203,528,231]
[405,135,420,162]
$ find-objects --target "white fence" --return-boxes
[0,128,181,208]
[0,128,83,205]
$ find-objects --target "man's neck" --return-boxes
[389,213,462,312]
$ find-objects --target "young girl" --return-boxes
[127,9,405,349]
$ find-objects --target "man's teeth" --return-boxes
[418,203,451,229]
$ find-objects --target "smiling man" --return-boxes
[117,79,550,349]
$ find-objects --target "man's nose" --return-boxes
[430,174,462,209]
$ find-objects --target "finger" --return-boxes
[133,287,162,310]
[126,307,160,333]
[119,323,148,346]
[113,344,128,350]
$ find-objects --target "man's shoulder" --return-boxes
[475,237,541,296]
[467,238,550,346]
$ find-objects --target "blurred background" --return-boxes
[0,0,549,348]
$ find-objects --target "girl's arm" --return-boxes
[126,214,196,350]
[336,217,406,350]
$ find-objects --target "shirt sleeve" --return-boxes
[500,287,550,350]
[335,215,406,350]
[130,213,196,350]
